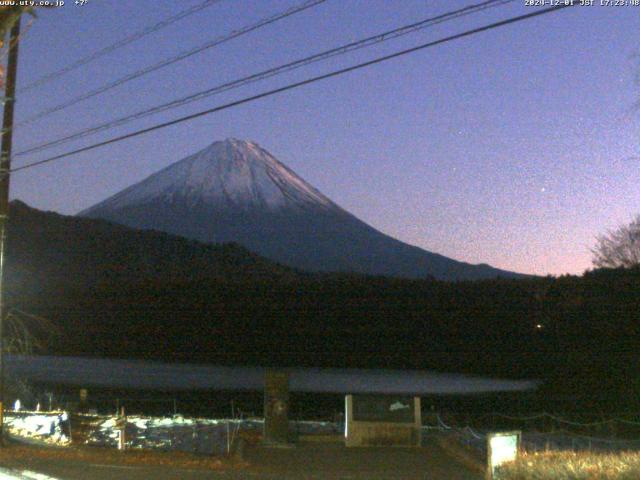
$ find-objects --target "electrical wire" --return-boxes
[16,0,326,127]
[15,0,514,158]
[18,0,225,93]
[10,4,575,175]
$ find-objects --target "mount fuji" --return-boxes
[80,138,520,280]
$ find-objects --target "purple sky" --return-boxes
[7,0,640,276]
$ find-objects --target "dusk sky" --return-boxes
[7,0,640,276]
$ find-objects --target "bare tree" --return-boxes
[592,215,640,269]
[2,307,60,406]
[4,307,59,355]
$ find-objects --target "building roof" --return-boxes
[6,355,537,394]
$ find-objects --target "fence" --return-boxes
[425,412,640,456]
[6,407,640,456]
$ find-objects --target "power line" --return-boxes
[16,0,326,127]
[10,4,575,175]
[18,0,225,93]
[15,0,514,158]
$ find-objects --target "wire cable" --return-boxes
[10,4,575,175]
[16,0,326,127]
[15,0,514,157]
[18,0,225,93]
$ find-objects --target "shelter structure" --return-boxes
[6,355,537,446]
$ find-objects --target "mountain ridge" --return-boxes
[7,199,301,292]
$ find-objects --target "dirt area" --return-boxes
[0,437,482,479]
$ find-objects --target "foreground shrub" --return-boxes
[497,451,640,479]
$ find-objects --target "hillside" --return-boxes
[5,200,300,293]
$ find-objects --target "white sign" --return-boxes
[487,431,520,479]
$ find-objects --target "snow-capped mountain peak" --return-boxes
[83,138,335,213]
[80,138,522,280]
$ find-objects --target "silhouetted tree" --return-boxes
[4,307,59,355]
[592,215,640,269]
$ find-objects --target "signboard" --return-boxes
[487,431,521,479]
[345,395,421,447]
[352,395,415,423]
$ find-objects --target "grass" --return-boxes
[497,450,640,479]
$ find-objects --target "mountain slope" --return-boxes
[81,138,521,280]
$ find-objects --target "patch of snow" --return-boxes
[87,414,336,454]
[4,412,70,446]
[5,410,340,455]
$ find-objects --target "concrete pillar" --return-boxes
[263,369,290,445]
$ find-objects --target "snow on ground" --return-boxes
[88,415,339,454]
[5,411,339,455]
[4,412,70,446]
[87,415,256,454]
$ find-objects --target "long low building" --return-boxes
[6,354,537,394]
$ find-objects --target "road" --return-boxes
[0,461,257,480]
[0,440,482,479]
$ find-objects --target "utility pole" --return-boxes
[0,16,21,444]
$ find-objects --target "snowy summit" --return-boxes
[85,138,335,213]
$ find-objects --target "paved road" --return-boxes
[0,459,257,480]
[0,442,481,479]
[244,441,482,479]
